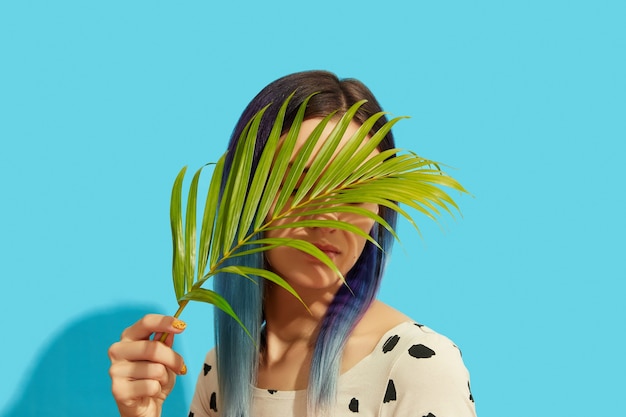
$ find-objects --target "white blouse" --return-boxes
[189,321,477,417]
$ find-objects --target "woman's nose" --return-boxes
[308,209,339,233]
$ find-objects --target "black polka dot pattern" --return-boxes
[408,344,436,359]
[190,322,476,415]
[344,326,468,412]
[210,392,218,412]
[383,379,396,403]
[382,335,400,353]
[349,397,359,412]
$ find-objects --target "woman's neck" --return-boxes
[256,281,342,389]
[263,281,342,348]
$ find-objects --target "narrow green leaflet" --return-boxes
[220,108,264,256]
[214,264,303,304]
[312,114,403,197]
[184,168,202,295]
[210,110,258,266]
[180,288,250,339]
[292,102,365,204]
[197,157,226,282]
[170,167,187,300]
[239,93,294,241]
[254,93,313,230]
[272,112,336,216]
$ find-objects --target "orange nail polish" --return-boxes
[180,363,187,375]
[172,319,186,330]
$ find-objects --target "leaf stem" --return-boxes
[158,300,189,343]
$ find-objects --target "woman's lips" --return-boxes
[311,242,341,261]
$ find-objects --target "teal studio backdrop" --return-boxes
[1,1,624,416]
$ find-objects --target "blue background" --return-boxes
[1,1,624,416]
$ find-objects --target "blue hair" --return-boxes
[213,244,264,417]
[213,70,397,417]
[307,218,396,415]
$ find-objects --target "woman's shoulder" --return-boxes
[342,301,467,385]
[347,300,459,357]
[357,303,470,385]
[341,304,477,416]
[354,300,462,347]
[382,322,477,416]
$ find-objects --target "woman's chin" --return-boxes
[275,269,344,294]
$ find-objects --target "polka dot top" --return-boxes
[189,321,477,417]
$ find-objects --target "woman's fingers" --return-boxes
[111,360,173,385]
[120,314,186,342]
[109,339,186,376]
[111,377,168,416]
[153,331,175,347]
[111,369,166,402]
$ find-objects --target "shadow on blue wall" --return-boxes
[1,305,188,417]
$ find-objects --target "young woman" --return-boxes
[108,71,477,417]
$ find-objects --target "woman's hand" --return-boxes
[108,314,187,417]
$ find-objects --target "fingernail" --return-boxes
[180,363,187,375]
[172,319,186,330]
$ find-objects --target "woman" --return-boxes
[109,70,477,417]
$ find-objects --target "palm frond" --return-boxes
[165,93,469,335]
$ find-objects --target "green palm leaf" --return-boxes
[164,93,469,337]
